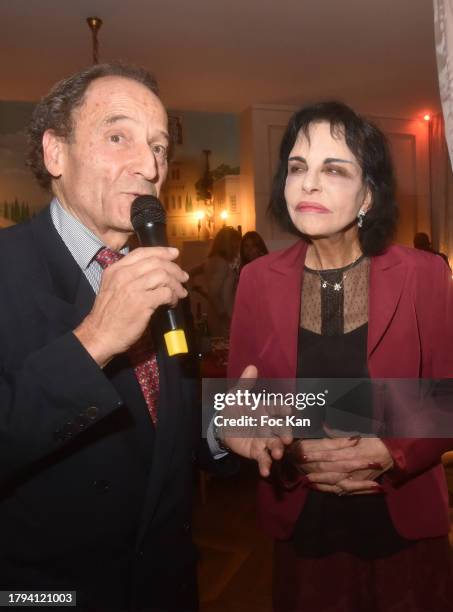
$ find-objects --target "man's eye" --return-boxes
[152,144,168,159]
[109,134,123,144]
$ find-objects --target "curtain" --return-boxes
[432,1,453,262]
[433,0,453,167]
[430,113,453,262]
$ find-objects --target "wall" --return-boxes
[374,115,431,245]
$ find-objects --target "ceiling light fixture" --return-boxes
[86,17,103,64]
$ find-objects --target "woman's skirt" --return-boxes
[273,535,453,612]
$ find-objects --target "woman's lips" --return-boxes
[295,202,331,213]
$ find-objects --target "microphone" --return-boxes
[131,195,188,357]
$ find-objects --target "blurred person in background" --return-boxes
[414,231,450,269]
[239,230,269,272]
[205,226,241,337]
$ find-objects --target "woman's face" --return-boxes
[242,238,262,262]
[284,121,371,239]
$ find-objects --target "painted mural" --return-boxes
[163,110,240,245]
[0,101,49,226]
[0,101,240,241]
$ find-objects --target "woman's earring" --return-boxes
[357,209,366,228]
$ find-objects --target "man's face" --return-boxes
[46,76,169,248]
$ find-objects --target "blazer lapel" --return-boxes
[135,346,179,545]
[30,207,96,328]
[266,241,308,377]
[368,247,406,359]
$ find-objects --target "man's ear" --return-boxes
[42,129,64,179]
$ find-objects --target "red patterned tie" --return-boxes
[95,247,159,425]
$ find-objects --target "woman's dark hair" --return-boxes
[27,62,159,191]
[268,101,398,256]
[240,230,269,267]
[209,226,241,262]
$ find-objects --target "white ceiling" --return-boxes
[1,0,440,119]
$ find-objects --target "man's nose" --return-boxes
[133,144,159,182]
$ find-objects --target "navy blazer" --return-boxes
[0,207,199,609]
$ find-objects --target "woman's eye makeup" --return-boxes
[288,162,306,173]
[287,164,353,177]
[287,157,356,177]
[324,164,349,176]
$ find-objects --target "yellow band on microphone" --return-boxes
[164,329,188,356]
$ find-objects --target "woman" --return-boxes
[239,230,269,271]
[205,226,241,337]
[224,102,453,611]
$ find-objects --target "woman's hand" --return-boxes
[293,436,394,494]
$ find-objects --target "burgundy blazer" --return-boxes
[227,240,453,540]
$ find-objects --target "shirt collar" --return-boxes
[50,198,129,270]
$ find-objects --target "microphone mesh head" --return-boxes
[131,195,166,230]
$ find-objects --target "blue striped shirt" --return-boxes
[50,198,128,293]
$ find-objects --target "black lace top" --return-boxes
[292,256,412,559]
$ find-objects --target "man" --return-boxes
[0,63,198,610]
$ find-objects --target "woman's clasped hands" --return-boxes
[288,430,394,495]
